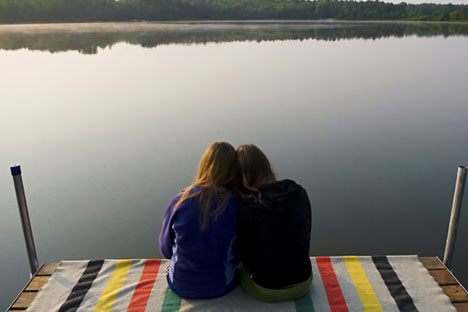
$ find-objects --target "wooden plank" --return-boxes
[10,292,37,309]
[8,262,59,310]
[25,276,50,291]
[454,302,468,312]
[442,285,468,303]
[430,269,459,285]
[36,262,59,276]
[419,256,446,270]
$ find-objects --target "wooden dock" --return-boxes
[7,257,468,311]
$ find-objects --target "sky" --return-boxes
[385,0,468,4]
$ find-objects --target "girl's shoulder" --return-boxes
[239,179,309,211]
[168,186,199,208]
[224,191,239,207]
[172,185,238,204]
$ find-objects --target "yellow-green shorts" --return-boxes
[239,263,313,302]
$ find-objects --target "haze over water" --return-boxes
[1,21,467,310]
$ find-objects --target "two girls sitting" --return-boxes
[158,142,312,302]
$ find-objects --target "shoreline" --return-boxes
[1,19,468,27]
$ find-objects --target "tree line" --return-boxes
[0,0,467,23]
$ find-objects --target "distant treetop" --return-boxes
[0,0,467,23]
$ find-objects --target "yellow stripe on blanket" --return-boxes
[343,256,383,312]
[94,260,133,312]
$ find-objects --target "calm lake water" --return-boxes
[1,21,468,309]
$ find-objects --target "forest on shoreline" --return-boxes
[0,0,467,24]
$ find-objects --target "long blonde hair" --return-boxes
[174,141,236,231]
[235,144,276,202]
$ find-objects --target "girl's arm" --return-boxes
[158,195,180,259]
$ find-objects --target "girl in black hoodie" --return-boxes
[235,144,312,302]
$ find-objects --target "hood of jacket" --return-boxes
[244,179,301,213]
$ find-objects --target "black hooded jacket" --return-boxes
[237,179,312,289]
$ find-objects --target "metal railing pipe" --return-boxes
[10,165,39,275]
[443,166,467,270]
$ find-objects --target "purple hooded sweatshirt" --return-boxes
[158,186,239,299]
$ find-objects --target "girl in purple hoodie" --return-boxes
[159,141,239,299]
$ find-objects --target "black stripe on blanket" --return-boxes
[58,260,105,312]
[372,256,419,312]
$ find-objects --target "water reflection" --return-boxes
[1,21,468,54]
[1,21,468,311]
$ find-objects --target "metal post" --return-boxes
[443,166,467,270]
[10,165,39,275]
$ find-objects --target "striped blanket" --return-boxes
[27,256,455,312]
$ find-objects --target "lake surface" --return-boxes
[1,21,468,309]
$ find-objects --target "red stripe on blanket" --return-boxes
[127,259,162,311]
[316,257,349,312]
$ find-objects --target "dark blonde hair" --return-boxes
[235,144,276,202]
[174,141,236,231]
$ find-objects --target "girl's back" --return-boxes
[235,144,312,302]
[159,187,239,298]
[238,179,311,289]
[158,141,239,299]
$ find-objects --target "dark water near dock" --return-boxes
[1,21,468,309]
